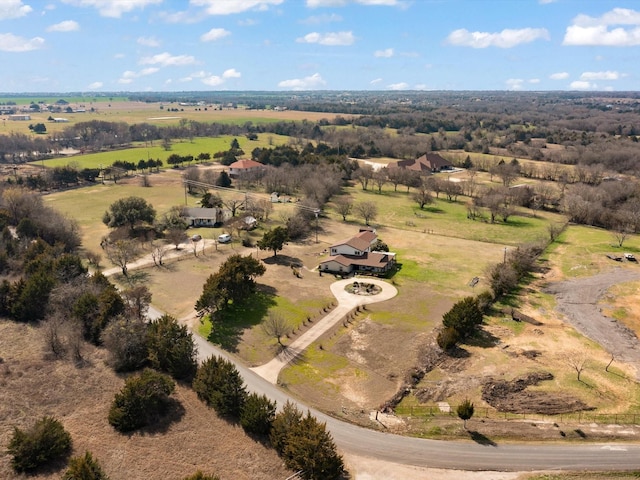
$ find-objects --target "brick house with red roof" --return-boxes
[319,228,396,276]
[389,152,453,175]
[229,159,265,178]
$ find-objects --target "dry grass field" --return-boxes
[0,100,349,137]
[0,321,293,480]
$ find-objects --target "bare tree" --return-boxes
[354,164,374,191]
[150,241,169,266]
[565,351,588,382]
[104,239,140,276]
[121,285,152,320]
[262,312,292,347]
[413,179,433,209]
[223,197,245,217]
[334,196,353,221]
[354,201,378,226]
[372,169,388,194]
[165,227,188,250]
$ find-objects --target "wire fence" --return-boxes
[394,405,640,425]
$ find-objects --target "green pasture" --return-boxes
[340,186,564,246]
[32,133,292,170]
[543,225,639,278]
[42,178,186,252]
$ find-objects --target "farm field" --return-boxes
[1,99,348,136]
[34,132,294,170]
[40,160,640,445]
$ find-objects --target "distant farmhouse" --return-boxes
[182,207,231,228]
[228,159,265,178]
[8,114,31,121]
[319,228,396,276]
[389,152,453,175]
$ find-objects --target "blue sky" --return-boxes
[1,0,640,92]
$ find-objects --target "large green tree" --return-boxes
[193,355,247,418]
[442,296,484,339]
[108,369,175,432]
[102,196,156,232]
[8,416,72,473]
[257,226,289,258]
[195,254,265,316]
[147,314,198,381]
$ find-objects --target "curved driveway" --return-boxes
[251,277,397,383]
[140,264,640,472]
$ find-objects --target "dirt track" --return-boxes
[544,268,640,379]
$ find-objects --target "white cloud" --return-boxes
[46,20,79,32]
[0,0,32,20]
[61,0,162,18]
[118,67,159,84]
[374,48,394,58]
[538,0,557,4]
[563,8,640,46]
[223,68,241,78]
[446,27,550,48]
[202,75,224,86]
[87,81,103,89]
[0,33,44,52]
[200,28,231,42]
[529,78,540,84]
[191,0,283,15]
[580,70,620,80]
[139,52,197,66]
[137,36,160,47]
[506,78,524,90]
[387,82,409,90]
[370,78,382,85]
[549,72,569,80]
[297,31,355,46]
[414,84,428,90]
[569,80,596,90]
[307,0,401,6]
[278,73,326,90]
[300,13,342,24]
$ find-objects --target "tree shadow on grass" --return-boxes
[206,286,277,352]
[261,254,304,267]
[468,430,497,447]
[138,398,186,435]
[464,328,500,349]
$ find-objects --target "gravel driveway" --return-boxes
[544,268,640,379]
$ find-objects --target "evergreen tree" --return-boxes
[147,314,198,380]
[192,355,247,418]
[442,296,484,339]
[8,416,72,473]
[63,451,109,480]
[240,393,276,436]
[108,369,175,432]
[457,398,475,429]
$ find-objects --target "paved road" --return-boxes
[192,332,640,472]
[139,258,640,472]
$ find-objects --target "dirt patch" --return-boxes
[482,372,593,415]
[543,268,640,379]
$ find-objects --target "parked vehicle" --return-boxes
[218,233,231,243]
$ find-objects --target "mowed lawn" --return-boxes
[43,173,187,253]
[35,133,292,170]
[335,184,566,246]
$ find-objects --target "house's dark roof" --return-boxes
[390,153,452,172]
[331,228,377,252]
[321,252,395,269]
